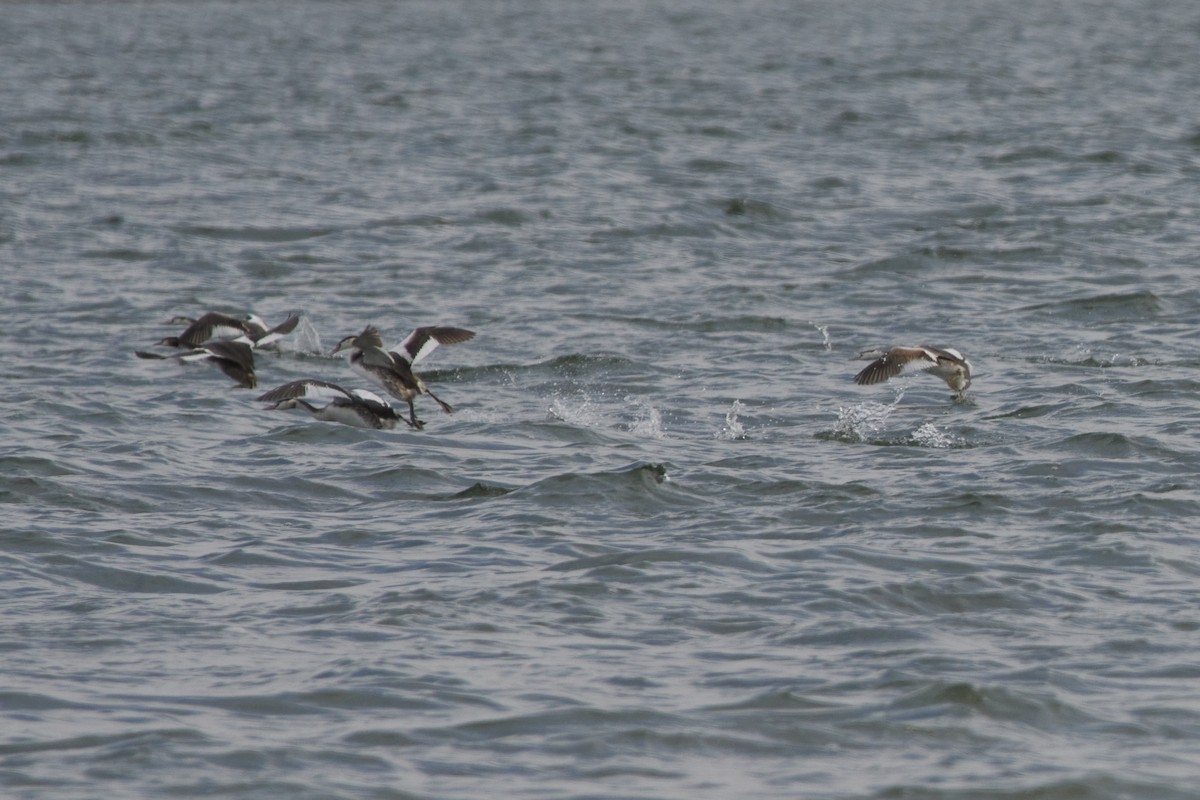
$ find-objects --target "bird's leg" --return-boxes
[405,399,425,430]
[425,388,454,414]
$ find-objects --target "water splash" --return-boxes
[288,316,324,354]
[547,392,665,439]
[833,402,892,442]
[810,321,832,351]
[910,421,960,449]
[715,399,748,440]
[832,388,905,442]
[547,392,602,427]
[831,389,965,448]
[625,395,666,439]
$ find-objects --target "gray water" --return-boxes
[4,1,1200,798]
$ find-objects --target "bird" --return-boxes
[158,312,300,349]
[136,339,257,389]
[853,345,972,399]
[330,324,475,429]
[256,379,400,429]
[241,313,301,347]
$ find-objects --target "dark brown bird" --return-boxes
[136,339,257,389]
[331,324,474,429]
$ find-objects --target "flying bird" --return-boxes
[257,379,400,429]
[853,345,972,399]
[331,324,475,429]
[136,339,257,389]
[158,312,300,348]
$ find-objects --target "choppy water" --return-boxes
[4,1,1200,798]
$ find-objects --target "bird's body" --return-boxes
[257,379,399,429]
[136,339,257,388]
[331,324,475,429]
[853,345,972,398]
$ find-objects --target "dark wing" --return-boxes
[349,389,399,419]
[395,326,476,365]
[251,314,300,346]
[359,345,401,370]
[201,340,256,388]
[256,379,352,403]
[204,340,256,372]
[272,314,300,335]
[179,312,252,347]
[853,347,931,385]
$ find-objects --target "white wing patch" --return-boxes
[176,349,212,364]
[349,388,390,406]
[294,381,354,402]
[207,323,248,340]
[393,330,439,365]
[900,350,939,375]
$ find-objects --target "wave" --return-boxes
[510,462,673,508]
[1014,290,1163,319]
[170,223,338,243]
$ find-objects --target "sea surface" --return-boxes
[3,1,1200,798]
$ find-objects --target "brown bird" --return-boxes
[136,339,257,389]
[853,345,972,399]
[331,324,475,429]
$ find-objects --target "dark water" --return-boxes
[4,1,1200,798]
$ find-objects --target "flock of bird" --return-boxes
[136,312,476,430]
[137,310,973,432]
